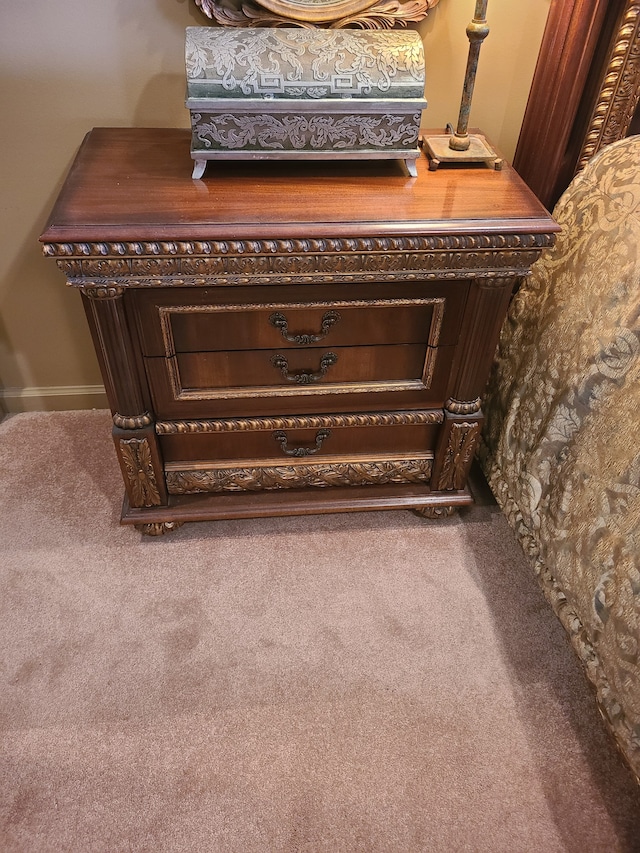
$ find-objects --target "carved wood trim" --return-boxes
[42,234,556,258]
[155,410,444,434]
[44,235,554,288]
[166,458,433,493]
[82,284,125,298]
[414,505,457,519]
[194,0,439,29]
[48,250,554,290]
[72,269,540,289]
[445,397,482,415]
[43,235,551,255]
[577,0,640,170]
[119,438,163,507]
[135,521,184,536]
[435,421,481,491]
[113,412,153,430]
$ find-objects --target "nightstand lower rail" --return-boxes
[121,483,474,532]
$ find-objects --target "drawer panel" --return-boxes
[131,282,469,356]
[144,344,456,419]
[174,344,428,390]
[164,301,437,353]
[157,411,442,464]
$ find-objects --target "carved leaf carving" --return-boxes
[436,422,481,491]
[167,458,432,493]
[119,438,162,507]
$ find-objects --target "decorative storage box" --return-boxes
[185,27,427,178]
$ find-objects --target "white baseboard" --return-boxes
[0,384,108,413]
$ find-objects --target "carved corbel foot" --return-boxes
[135,521,184,536]
[412,505,457,519]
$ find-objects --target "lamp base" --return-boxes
[420,131,503,171]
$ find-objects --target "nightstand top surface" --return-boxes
[41,127,558,243]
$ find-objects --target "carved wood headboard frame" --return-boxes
[577,0,640,171]
[513,0,640,209]
[193,0,440,29]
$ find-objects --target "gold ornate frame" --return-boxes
[193,0,440,29]
[577,0,640,171]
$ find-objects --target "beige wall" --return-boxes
[0,0,550,412]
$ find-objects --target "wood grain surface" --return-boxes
[41,128,555,243]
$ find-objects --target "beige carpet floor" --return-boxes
[1,410,639,852]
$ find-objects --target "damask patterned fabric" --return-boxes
[480,136,640,781]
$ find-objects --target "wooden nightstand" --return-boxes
[41,128,558,534]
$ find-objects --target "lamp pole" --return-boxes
[450,0,490,151]
[421,0,501,170]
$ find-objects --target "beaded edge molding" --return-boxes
[42,234,555,257]
[155,410,445,433]
[42,234,555,288]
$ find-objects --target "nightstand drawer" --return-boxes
[173,344,429,388]
[131,282,469,356]
[157,410,441,495]
[157,410,443,464]
[143,341,456,419]
[163,301,439,352]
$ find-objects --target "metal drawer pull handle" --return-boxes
[273,429,331,457]
[269,310,341,345]
[271,352,338,384]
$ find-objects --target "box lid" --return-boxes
[185,27,425,102]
